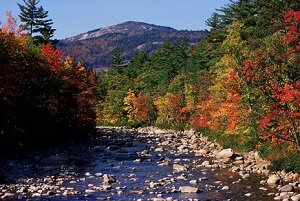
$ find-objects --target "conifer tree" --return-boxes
[18,0,58,45]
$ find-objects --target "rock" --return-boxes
[179,186,201,193]
[158,161,170,166]
[103,174,117,183]
[216,149,234,159]
[255,162,271,170]
[189,179,198,184]
[153,128,168,134]
[149,182,161,189]
[267,174,281,185]
[291,194,300,201]
[195,149,209,156]
[155,147,164,152]
[202,160,211,166]
[173,164,188,173]
[279,184,294,192]
[2,192,15,199]
[85,189,96,193]
[222,186,230,190]
[95,173,103,177]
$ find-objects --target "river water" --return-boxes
[57,130,277,201]
[0,127,281,200]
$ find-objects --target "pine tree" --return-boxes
[18,0,58,45]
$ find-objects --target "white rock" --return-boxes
[222,186,230,190]
[216,149,234,159]
[291,194,300,201]
[179,186,200,193]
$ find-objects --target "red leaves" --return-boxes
[272,83,300,104]
[41,43,62,72]
[283,10,300,54]
[257,114,275,130]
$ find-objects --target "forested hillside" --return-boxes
[57,21,206,71]
[97,1,300,170]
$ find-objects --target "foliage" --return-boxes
[0,15,97,151]
[270,152,300,173]
[95,1,300,161]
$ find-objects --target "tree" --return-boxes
[18,0,57,45]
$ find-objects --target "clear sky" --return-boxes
[0,0,230,39]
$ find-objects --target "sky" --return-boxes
[0,0,231,40]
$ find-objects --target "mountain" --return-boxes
[57,21,206,71]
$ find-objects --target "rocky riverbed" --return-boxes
[0,126,300,200]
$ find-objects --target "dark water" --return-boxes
[55,134,278,201]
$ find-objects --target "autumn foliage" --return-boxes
[0,14,98,150]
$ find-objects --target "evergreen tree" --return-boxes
[110,47,126,74]
[18,0,58,45]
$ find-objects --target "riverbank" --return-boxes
[0,127,299,200]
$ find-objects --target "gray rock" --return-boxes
[216,149,234,159]
[279,184,294,192]
[179,186,201,193]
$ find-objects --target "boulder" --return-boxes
[291,194,300,201]
[215,149,234,159]
[279,184,294,192]
[267,174,281,184]
[179,186,201,193]
[103,174,116,183]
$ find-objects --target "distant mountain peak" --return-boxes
[67,21,177,41]
[58,21,206,71]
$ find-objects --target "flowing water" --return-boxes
[56,132,277,201]
[0,128,281,200]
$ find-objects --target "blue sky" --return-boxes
[0,0,230,39]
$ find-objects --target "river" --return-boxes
[0,127,292,200]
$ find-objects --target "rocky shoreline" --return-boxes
[0,126,299,200]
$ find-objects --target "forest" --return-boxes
[1,0,300,171]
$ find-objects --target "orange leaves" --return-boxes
[124,89,154,125]
[1,11,23,35]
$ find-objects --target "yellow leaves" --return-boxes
[220,21,249,63]
[123,89,136,123]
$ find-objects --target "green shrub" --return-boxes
[270,152,300,173]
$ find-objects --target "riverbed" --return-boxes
[0,127,296,200]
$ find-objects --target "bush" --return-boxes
[270,152,300,173]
